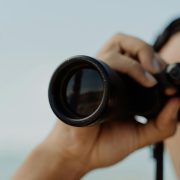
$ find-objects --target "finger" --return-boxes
[153,53,167,70]
[98,34,164,74]
[101,51,157,87]
[164,87,177,96]
[118,35,165,73]
[136,98,180,148]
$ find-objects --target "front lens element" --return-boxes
[65,68,104,117]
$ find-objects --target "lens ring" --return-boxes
[48,55,109,126]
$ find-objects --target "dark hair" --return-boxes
[154,17,180,52]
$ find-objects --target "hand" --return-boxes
[46,34,180,177]
[13,34,180,180]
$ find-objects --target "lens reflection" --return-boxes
[66,68,103,117]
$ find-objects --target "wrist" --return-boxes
[37,143,85,180]
[13,122,91,180]
[41,122,92,179]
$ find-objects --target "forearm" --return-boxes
[12,123,88,180]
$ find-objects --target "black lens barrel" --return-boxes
[48,55,180,127]
[49,56,110,126]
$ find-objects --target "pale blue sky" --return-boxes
[0,0,180,179]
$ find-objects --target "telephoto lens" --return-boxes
[48,55,180,127]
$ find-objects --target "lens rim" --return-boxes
[64,67,104,117]
[48,55,109,127]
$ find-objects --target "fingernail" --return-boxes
[152,58,161,72]
[144,72,157,85]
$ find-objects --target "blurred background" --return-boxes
[0,0,180,179]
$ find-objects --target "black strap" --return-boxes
[153,142,164,180]
[153,17,180,180]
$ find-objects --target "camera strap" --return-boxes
[153,17,180,180]
[153,142,164,180]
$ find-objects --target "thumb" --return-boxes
[136,98,180,149]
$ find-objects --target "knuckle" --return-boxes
[98,52,112,64]
[111,33,125,41]
[139,42,152,52]
[163,123,177,137]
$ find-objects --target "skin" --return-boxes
[13,34,180,180]
[159,32,180,178]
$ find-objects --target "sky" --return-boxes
[0,0,180,179]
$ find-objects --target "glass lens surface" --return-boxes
[66,68,104,117]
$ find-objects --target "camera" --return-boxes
[48,55,180,126]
